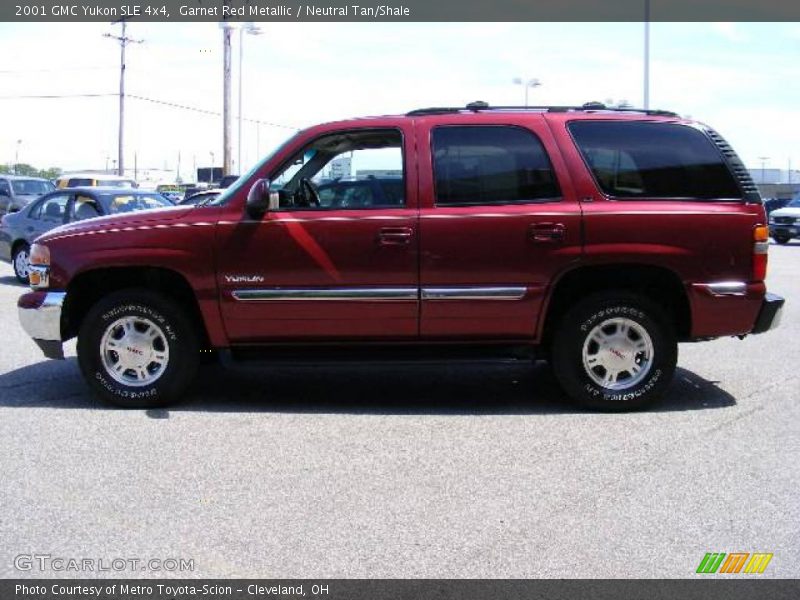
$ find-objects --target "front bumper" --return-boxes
[18,291,66,359]
[751,293,785,334]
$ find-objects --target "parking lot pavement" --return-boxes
[0,245,798,579]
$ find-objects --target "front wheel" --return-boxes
[77,289,199,408]
[550,293,677,411]
[12,243,30,283]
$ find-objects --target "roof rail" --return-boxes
[406,101,678,118]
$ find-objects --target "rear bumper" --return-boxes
[751,293,785,334]
[18,291,66,359]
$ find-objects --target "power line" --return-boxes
[0,93,116,99]
[0,91,300,130]
[127,94,300,130]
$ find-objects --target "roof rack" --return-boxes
[406,101,678,118]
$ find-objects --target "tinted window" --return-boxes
[432,126,559,206]
[68,178,93,187]
[569,121,742,200]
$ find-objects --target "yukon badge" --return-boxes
[225,274,265,284]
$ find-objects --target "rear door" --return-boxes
[415,114,583,339]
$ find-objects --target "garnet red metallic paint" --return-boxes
[25,110,779,353]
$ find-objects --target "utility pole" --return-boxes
[104,20,143,177]
[222,24,233,176]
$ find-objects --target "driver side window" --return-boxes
[270,129,405,210]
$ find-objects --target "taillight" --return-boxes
[753,224,769,281]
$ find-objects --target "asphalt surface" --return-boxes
[0,245,798,579]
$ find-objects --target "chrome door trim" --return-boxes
[421,286,527,301]
[232,287,418,302]
[232,286,529,302]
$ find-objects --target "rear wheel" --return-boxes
[551,292,677,411]
[77,289,199,408]
[12,243,30,283]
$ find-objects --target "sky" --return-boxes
[0,21,798,184]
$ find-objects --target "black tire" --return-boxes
[773,234,791,245]
[12,242,30,283]
[77,289,199,408]
[550,292,677,411]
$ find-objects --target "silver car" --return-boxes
[0,187,174,282]
[0,175,55,217]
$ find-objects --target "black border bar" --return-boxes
[5,0,800,22]
[3,579,800,600]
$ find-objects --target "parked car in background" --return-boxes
[315,176,404,208]
[217,175,240,189]
[55,173,137,189]
[0,187,173,282]
[179,189,222,206]
[0,175,55,217]
[764,197,791,216]
[768,195,800,244]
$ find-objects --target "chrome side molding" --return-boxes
[232,286,529,302]
[232,288,418,301]
[421,286,527,301]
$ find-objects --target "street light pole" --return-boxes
[512,77,542,107]
[15,140,21,174]
[758,156,770,185]
[238,23,263,175]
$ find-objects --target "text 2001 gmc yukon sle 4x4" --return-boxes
[17,103,784,410]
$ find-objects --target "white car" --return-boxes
[769,196,800,244]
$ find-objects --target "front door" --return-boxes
[415,115,583,339]
[216,125,419,342]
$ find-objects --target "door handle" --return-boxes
[378,227,413,246]
[528,222,565,243]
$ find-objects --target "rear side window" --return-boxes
[569,121,742,200]
[432,126,560,206]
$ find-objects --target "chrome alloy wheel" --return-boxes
[14,248,30,279]
[581,317,654,391]
[100,316,170,387]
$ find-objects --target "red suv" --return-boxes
[17,102,784,410]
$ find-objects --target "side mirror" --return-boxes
[246,179,279,217]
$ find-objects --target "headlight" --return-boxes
[28,243,50,289]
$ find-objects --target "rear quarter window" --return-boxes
[568,121,742,200]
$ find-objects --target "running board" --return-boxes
[219,343,537,368]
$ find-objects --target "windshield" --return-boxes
[787,196,800,208]
[100,193,173,214]
[11,179,54,195]
[206,132,299,206]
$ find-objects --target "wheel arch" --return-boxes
[62,266,212,348]
[538,262,691,348]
